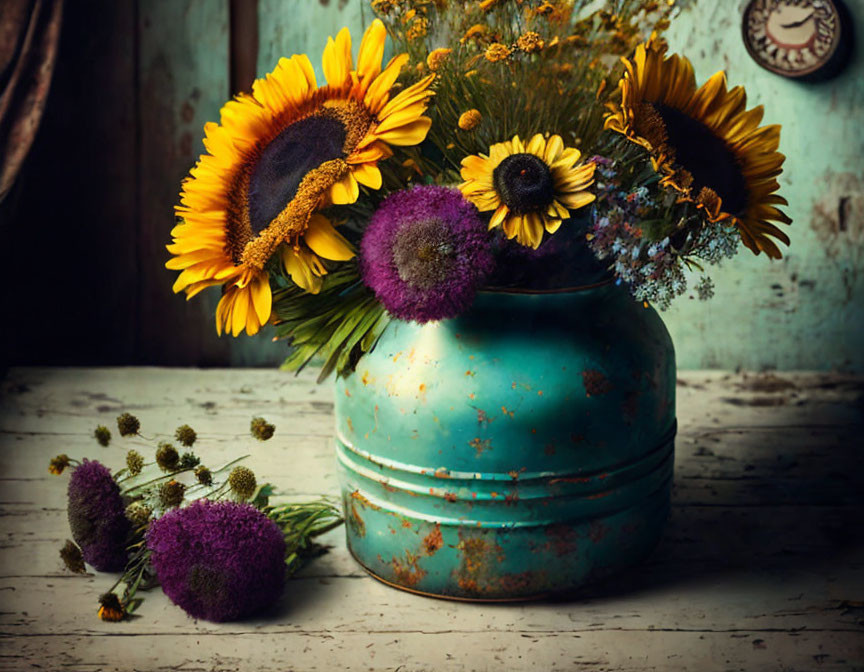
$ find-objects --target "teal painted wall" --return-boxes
[240,0,863,371]
[662,1,864,371]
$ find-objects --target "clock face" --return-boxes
[743,0,845,78]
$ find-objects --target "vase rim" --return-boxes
[479,277,615,295]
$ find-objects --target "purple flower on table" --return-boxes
[146,500,286,622]
[67,459,130,572]
[360,185,493,323]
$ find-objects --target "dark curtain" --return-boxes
[0,0,63,202]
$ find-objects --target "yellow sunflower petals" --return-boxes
[231,287,250,337]
[377,75,435,120]
[489,204,509,229]
[515,213,544,249]
[250,273,272,325]
[283,248,325,294]
[323,27,353,89]
[545,217,563,234]
[346,142,389,165]
[215,290,234,337]
[365,53,410,114]
[690,71,727,117]
[526,133,546,157]
[352,162,383,190]
[184,279,224,300]
[330,172,360,204]
[544,135,564,164]
[373,103,432,135]
[372,117,432,146]
[356,19,386,93]
[558,190,596,210]
[304,214,356,261]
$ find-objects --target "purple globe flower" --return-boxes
[146,500,286,622]
[360,185,494,323]
[67,459,130,572]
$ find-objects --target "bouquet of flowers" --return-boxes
[50,415,342,622]
[166,0,790,377]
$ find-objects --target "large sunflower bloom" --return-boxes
[459,134,595,249]
[604,36,790,258]
[167,19,435,336]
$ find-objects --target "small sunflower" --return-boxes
[604,36,791,258]
[459,134,596,249]
[167,19,435,336]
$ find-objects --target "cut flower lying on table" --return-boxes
[50,414,342,623]
[166,0,790,376]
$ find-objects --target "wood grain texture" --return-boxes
[137,0,232,366]
[0,368,862,671]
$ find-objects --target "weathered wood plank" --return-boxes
[256,0,367,81]
[0,628,861,671]
[137,0,231,365]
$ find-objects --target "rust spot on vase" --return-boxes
[350,490,381,511]
[498,570,548,594]
[476,408,495,425]
[346,416,354,433]
[545,524,578,557]
[582,369,613,397]
[469,437,492,455]
[423,524,444,555]
[391,551,426,586]
[454,533,504,594]
[346,499,366,538]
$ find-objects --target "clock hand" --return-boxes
[780,12,814,29]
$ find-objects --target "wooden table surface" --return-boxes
[0,368,862,671]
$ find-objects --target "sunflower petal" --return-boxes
[330,172,360,204]
[304,214,356,261]
[250,273,272,325]
[356,19,386,93]
[322,27,353,89]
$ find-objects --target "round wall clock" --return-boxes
[742,0,853,81]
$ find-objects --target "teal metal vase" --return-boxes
[335,281,676,600]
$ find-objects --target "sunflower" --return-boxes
[167,19,436,336]
[604,36,790,258]
[459,134,596,249]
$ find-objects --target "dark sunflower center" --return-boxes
[492,153,555,214]
[651,103,748,215]
[391,218,457,290]
[247,115,346,234]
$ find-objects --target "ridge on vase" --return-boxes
[334,281,676,600]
